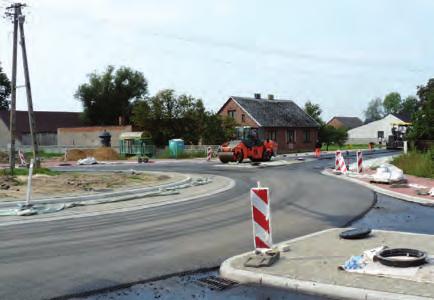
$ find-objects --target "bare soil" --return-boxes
[64,148,120,161]
[0,171,170,201]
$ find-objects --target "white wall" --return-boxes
[0,119,21,149]
[347,114,403,144]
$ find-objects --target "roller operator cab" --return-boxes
[386,122,411,150]
[217,126,278,163]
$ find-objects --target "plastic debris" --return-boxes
[77,157,98,165]
[371,163,405,184]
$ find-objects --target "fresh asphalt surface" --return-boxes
[1,152,396,300]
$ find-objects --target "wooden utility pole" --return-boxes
[5,3,40,170]
[7,3,19,174]
[17,6,40,167]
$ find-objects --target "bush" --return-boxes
[391,150,434,178]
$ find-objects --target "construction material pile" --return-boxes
[65,148,120,161]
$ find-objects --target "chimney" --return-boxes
[254,93,261,99]
[267,94,274,100]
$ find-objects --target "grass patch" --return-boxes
[391,150,434,178]
[321,144,370,151]
[1,167,61,177]
[24,150,64,159]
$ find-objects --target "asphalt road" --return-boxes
[0,153,390,300]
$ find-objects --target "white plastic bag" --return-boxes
[373,163,405,183]
[77,157,98,165]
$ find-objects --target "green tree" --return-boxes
[303,101,323,125]
[333,127,349,146]
[400,95,418,116]
[318,125,335,150]
[318,125,348,150]
[131,89,207,146]
[0,64,11,110]
[408,79,434,141]
[383,92,402,115]
[75,65,148,125]
[364,97,384,123]
[202,114,238,145]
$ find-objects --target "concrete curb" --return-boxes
[220,228,431,300]
[0,171,192,209]
[321,169,434,206]
[277,149,397,160]
[0,176,236,226]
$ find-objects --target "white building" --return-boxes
[347,114,410,145]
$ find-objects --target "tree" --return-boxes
[333,127,349,146]
[400,95,418,116]
[364,97,384,123]
[202,114,238,145]
[131,89,207,146]
[407,79,434,141]
[75,65,148,125]
[318,125,348,150]
[304,101,323,125]
[383,92,402,115]
[318,125,335,150]
[0,64,11,110]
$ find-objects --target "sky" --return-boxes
[0,0,433,121]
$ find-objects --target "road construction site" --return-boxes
[1,149,433,300]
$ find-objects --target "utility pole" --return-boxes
[17,6,40,167]
[5,3,40,170]
[6,3,19,174]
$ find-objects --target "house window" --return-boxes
[241,114,246,123]
[377,131,384,139]
[304,129,311,143]
[286,129,295,143]
[228,110,236,118]
[267,129,277,141]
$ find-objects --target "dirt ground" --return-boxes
[65,148,120,161]
[0,171,170,201]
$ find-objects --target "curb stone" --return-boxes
[0,176,236,226]
[220,228,432,300]
[321,169,433,206]
[0,172,192,209]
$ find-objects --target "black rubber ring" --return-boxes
[374,248,427,268]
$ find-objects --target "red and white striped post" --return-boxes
[250,182,272,249]
[207,147,212,161]
[18,149,26,166]
[335,150,341,171]
[339,154,348,173]
[356,150,363,173]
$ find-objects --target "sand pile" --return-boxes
[65,148,120,161]
[92,148,120,160]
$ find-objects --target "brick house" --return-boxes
[218,94,320,153]
[327,116,363,130]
